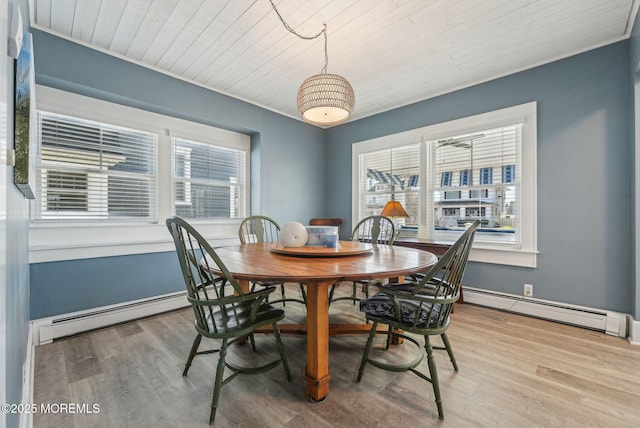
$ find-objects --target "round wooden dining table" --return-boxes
[205,241,438,402]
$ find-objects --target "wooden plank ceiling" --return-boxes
[30,0,639,126]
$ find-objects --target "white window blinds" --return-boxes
[172,137,247,219]
[353,102,536,267]
[358,144,421,227]
[431,125,520,244]
[35,112,158,221]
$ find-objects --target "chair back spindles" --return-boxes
[239,215,280,244]
[409,220,478,328]
[351,215,395,245]
[238,215,306,306]
[328,215,395,305]
[166,217,261,337]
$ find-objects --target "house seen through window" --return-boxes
[35,112,157,221]
[172,137,247,219]
[356,115,527,252]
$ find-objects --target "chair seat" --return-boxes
[359,292,443,328]
[202,302,285,336]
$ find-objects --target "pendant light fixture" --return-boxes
[268,0,355,126]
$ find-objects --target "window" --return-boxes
[31,86,251,263]
[467,207,486,217]
[45,171,88,211]
[172,137,247,219]
[441,171,452,187]
[358,144,421,226]
[35,112,157,221]
[469,189,489,199]
[432,126,516,245]
[459,169,471,186]
[353,102,537,267]
[502,164,515,183]
[479,167,493,185]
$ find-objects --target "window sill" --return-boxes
[394,237,537,268]
[29,220,241,263]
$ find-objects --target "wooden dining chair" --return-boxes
[350,215,396,245]
[238,215,306,306]
[355,220,480,419]
[329,215,395,304]
[166,216,292,424]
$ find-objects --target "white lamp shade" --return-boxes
[279,222,308,247]
[297,73,355,126]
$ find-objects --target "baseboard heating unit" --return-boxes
[463,287,628,338]
[30,287,630,346]
[32,291,190,345]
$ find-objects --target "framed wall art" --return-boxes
[14,31,35,199]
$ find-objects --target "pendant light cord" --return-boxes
[268,0,329,74]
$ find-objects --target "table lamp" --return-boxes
[380,198,409,239]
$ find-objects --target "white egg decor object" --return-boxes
[279,222,309,247]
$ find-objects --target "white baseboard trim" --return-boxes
[28,287,638,347]
[31,291,190,346]
[463,287,630,338]
[630,317,640,345]
[20,324,34,428]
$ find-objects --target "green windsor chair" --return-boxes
[328,215,395,304]
[166,216,292,425]
[238,215,307,306]
[355,220,480,419]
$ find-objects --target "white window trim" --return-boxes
[352,102,538,268]
[173,145,192,206]
[30,86,250,263]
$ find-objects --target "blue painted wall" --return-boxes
[630,3,640,321]
[30,253,183,318]
[326,41,632,314]
[3,1,32,426]
[28,24,638,319]
[29,29,326,318]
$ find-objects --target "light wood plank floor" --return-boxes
[33,284,640,427]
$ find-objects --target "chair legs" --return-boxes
[352,282,358,304]
[265,283,306,306]
[279,284,286,306]
[328,284,336,303]
[299,283,307,305]
[355,321,378,382]
[424,336,444,420]
[356,325,451,420]
[186,325,291,425]
[328,281,364,305]
[183,333,203,376]
[273,323,292,382]
[440,333,458,371]
[209,338,229,424]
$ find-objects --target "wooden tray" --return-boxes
[270,241,372,257]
